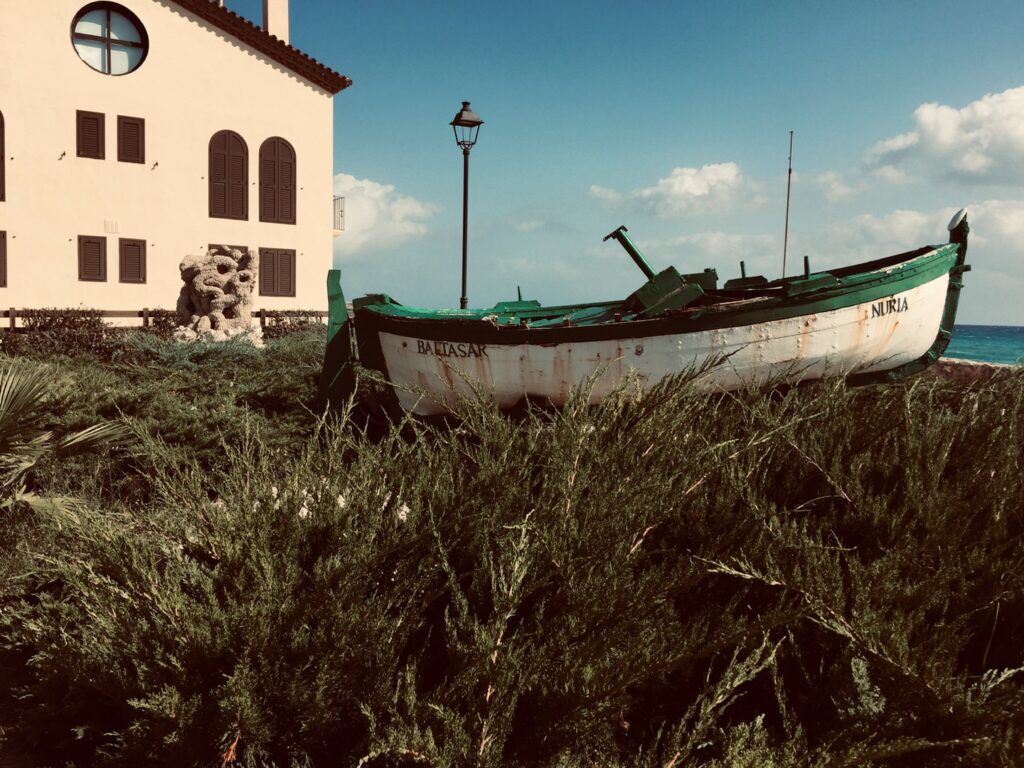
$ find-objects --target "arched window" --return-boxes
[259,137,296,224]
[209,130,247,220]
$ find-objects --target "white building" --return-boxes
[0,0,350,313]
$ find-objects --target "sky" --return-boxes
[229,0,1024,324]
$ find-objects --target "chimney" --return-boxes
[263,0,290,44]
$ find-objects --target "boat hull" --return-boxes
[321,213,971,417]
[371,272,949,415]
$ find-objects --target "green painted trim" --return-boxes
[352,245,956,347]
[318,269,357,408]
[325,270,349,344]
[322,227,971,408]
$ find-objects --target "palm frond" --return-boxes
[0,361,131,511]
[4,489,88,518]
[0,362,52,442]
[54,421,133,456]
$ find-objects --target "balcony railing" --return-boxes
[333,196,345,231]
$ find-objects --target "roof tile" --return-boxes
[167,0,352,94]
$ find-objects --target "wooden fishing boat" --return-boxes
[321,210,971,416]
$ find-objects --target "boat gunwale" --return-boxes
[352,243,958,346]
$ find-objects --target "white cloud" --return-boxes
[969,199,1024,245]
[814,171,857,203]
[865,131,920,165]
[641,231,776,259]
[515,218,575,234]
[332,173,439,258]
[865,86,1024,183]
[590,162,755,217]
[808,201,1024,323]
[871,164,912,185]
[807,208,949,266]
[587,185,622,203]
[640,231,779,276]
[807,200,1024,259]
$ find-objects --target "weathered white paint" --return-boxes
[376,272,950,415]
[0,0,335,312]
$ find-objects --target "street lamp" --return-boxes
[451,101,483,309]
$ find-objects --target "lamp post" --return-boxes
[450,101,483,309]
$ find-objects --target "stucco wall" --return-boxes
[0,0,336,313]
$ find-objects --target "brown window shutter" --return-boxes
[78,235,107,281]
[280,151,296,224]
[210,130,247,220]
[259,248,277,295]
[117,116,145,163]
[229,149,247,218]
[76,110,105,159]
[119,238,146,283]
[210,133,228,217]
[259,138,296,224]
[0,231,6,288]
[258,248,296,296]
[210,178,227,217]
[260,150,277,221]
[277,249,295,296]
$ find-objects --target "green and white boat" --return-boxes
[321,211,971,416]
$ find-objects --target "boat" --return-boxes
[321,210,971,416]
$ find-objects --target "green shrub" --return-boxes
[11,329,326,506]
[260,310,327,341]
[3,371,1023,766]
[143,308,183,340]
[0,308,111,358]
[0,307,318,359]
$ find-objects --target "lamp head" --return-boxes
[451,101,483,151]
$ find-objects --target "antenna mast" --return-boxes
[782,131,794,278]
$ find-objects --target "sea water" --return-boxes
[946,325,1024,365]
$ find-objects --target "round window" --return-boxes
[71,3,148,76]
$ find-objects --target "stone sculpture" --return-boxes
[175,245,261,343]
